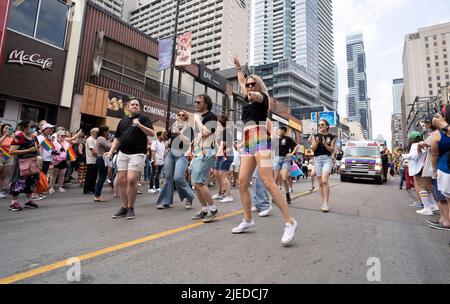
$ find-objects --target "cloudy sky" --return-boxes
[250,0,450,147]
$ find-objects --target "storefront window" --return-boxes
[0,100,5,118]
[8,0,39,37]
[8,0,69,49]
[104,40,124,65]
[20,104,45,122]
[35,0,69,48]
[180,72,194,96]
[194,81,205,97]
[146,57,161,81]
[124,47,146,76]
[145,78,161,97]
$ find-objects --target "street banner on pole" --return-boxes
[175,31,192,66]
[0,0,11,70]
[158,37,172,71]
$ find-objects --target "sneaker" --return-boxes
[251,206,260,212]
[148,189,157,194]
[219,196,234,203]
[137,183,143,187]
[184,198,193,210]
[409,201,423,208]
[430,205,439,212]
[137,190,142,195]
[49,188,55,195]
[320,204,330,213]
[106,179,112,184]
[427,220,440,226]
[157,204,170,209]
[0,192,6,198]
[9,202,23,211]
[192,210,208,220]
[31,194,46,201]
[25,201,39,209]
[203,209,218,223]
[126,208,136,220]
[112,207,128,219]
[286,193,291,205]
[429,223,450,231]
[258,205,274,217]
[212,194,223,200]
[281,219,298,245]
[155,188,161,192]
[59,188,66,193]
[232,219,256,234]
[416,208,433,216]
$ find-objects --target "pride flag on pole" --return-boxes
[41,137,55,151]
[67,146,77,161]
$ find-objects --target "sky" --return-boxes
[249,0,450,149]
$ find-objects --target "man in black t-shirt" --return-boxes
[190,94,219,223]
[105,99,155,220]
[273,127,298,204]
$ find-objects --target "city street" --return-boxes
[1,175,449,284]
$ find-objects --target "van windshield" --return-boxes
[344,147,379,158]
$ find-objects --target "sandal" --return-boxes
[309,187,315,192]
[94,197,108,202]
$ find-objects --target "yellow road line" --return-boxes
[0,210,243,284]
[0,183,340,284]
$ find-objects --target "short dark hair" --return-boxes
[279,126,287,133]
[99,125,109,136]
[320,119,330,131]
[197,94,213,111]
[157,131,163,137]
[19,120,32,130]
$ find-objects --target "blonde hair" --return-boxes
[245,74,269,96]
[178,110,189,121]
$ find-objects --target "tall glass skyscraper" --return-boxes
[253,0,336,110]
[346,32,371,139]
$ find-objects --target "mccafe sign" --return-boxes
[7,49,53,70]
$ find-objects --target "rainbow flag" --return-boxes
[42,137,55,151]
[67,146,77,161]
[0,147,11,160]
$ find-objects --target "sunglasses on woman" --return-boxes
[245,82,257,88]
[178,113,185,117]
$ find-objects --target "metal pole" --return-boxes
[166,0,181,131]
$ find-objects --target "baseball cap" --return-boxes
[41,123,54,131]
[408,131,422,140]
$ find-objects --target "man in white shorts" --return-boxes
[105,99,155,220]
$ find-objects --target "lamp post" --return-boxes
[165,0,181,131]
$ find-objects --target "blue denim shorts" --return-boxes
[432,178,447,201]
[190,154,215,185]
[314,155,333,177]
[273,156,291,171]
[214,156,234,171]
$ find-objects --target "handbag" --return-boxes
[18,157,40,176]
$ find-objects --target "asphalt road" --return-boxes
[0,175,449,284]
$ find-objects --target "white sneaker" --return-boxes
[138,183,143,187]
[258,205,273,217]
[106,179,112,184]
[49,188,55,195]
[148,189,157,194]
[212,194,223,200]
[156,188,161,192]
[251,206,259,212]
[59,188,66,193]
[430,205,439,212]
[219,196,234,203]
[416,208,433,216]
[320,204,330,213]
[281,219,298,245]
[0,192,6,198]
[232,219,255,234]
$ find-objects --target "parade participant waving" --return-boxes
[231,55,298,245]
